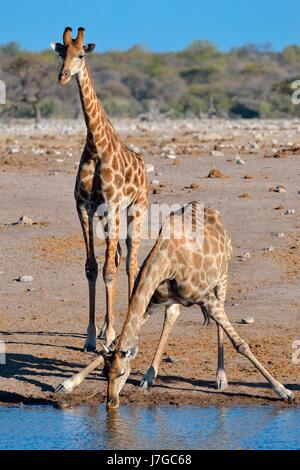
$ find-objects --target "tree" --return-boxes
[4,53,55,122]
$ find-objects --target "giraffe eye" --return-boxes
[118,370,125,378]
[79,54,84,59]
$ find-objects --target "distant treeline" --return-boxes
[0,40,299,121]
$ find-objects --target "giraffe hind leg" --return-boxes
[205,296,294,402]
[214,275,228,391]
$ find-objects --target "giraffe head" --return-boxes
[51,27,95,85]
[102,344,138,410]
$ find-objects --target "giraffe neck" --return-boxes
[118,245,170,352]
[76,60,120,156]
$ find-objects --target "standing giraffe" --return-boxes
[51,27,149,350]
[55,203,294,409]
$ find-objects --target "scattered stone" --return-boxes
[146,164,155,173]
[284,209,296,215]
[151,179,160,186]
[186,183,200,190]
[208,168,226,179]
[6,146,20,154]
[272,232,285,238]
[244,175,254,180]
[238,253,251,262]
[55,159,64,163]
[249,142,259,151]
[236,156,245,165]
[275,185,287,193]
[165,154,177,160]
[239,193,252,199]
[274,205,285,211]
[163,356,176,364]
[16,276,34,283]
[152,188,161,195]
[210,150,224,158]
[265,246,275,252]
[17,215,33,226]
[240,317,255,325]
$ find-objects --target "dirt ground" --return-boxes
[0,118,299,409]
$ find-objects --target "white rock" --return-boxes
[17,276,34,283]
[6,147,20,154]
[146,164,155,173]
[55,159,64,163]
[241,317,255,325]
[239,252,251,262]
[165,154,177,160]
[275,186,287,193]
[284,209,295,215]
[235,156,245,165]
[151,179,160,186]
[18,215,33,226]
[266,246,275,252]
[210,150,224,158]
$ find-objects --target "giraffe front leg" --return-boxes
[141,304,180,389]
[77,204,99,353]
[205,296,294,402]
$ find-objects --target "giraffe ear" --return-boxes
[123,346,138,360]
[50,42,64,55]
[84,43,96,54]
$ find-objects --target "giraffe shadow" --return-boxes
[1,331,86,339]
[140,374,299,401]
[1,331,86,353]
[0,353,97,393]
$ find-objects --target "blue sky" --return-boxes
[0,0,299,52]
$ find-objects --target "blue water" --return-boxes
[0,404,299,450]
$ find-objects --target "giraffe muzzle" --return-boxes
[106,397,120,411]
[59,69,71,85]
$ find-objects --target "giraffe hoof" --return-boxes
[277,386,295,403]
[54,379,74,394]
[140,379,152,389]
[99,328,116,347]
[83,344,97,353]
[216,371,228,391]
[83,338,97,353]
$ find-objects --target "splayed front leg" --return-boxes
[55,354,104,394]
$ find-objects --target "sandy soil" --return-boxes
[0,118,299,409]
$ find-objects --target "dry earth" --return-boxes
[0,118,299,409]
